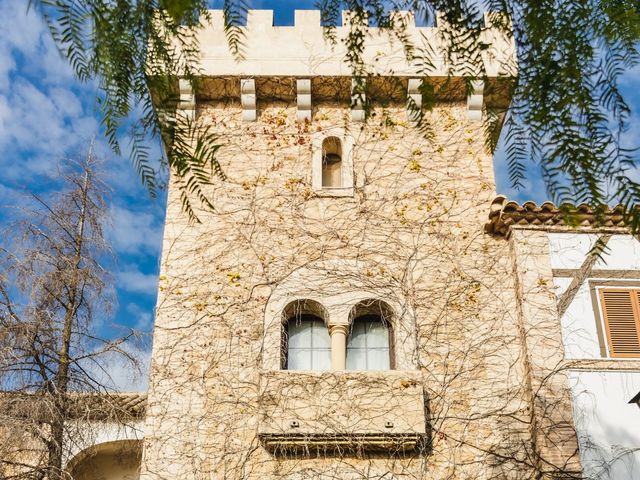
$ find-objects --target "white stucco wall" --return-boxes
[569,371,640,480]
[549,232,640,479]
[549,233,640,360]
[555,279,602,358]
[549,233,640,271]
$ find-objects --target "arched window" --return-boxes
[322,136,342,188]
[282,300,331,371]
[285,315,331,370]
[346,300,393,370]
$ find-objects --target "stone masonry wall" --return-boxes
[140,99,576,479]
[509,229,582,476]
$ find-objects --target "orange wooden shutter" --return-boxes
[599,289,640,358]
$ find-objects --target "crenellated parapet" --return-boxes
[197,10,515,78]
[183,9,516,122]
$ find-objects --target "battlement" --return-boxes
[171,10,516,122]
[197,10,516,78]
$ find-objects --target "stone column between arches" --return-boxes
[329,324,349,370]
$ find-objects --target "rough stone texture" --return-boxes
[138,98,580,479]
[509,230,582,476]
[258,370,426,435]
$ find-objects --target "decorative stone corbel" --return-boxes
[351,78,366,122]
[178,78,195,120]
[241,78,257,122]
[467,80,484,121]
[406,78,422,122]
[296,79,312,122]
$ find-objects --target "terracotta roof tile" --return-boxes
[485,195,629,237]
[0,392,147,421]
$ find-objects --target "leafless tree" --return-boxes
[0,151,140,480]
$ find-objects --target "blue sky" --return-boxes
[1,0,638,390]
[0,0,165,389]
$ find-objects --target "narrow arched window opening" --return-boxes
[285,314,331,370]
[346,300,394,371]
[282,299,330,371]
[322,136,343,188]
[346,315,390,370]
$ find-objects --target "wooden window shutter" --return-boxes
[599,289,640,358]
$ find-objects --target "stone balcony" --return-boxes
[258,370,427,455]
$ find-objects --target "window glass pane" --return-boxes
[312,321,331,349]
[288,348,312,370]
[346,316,390,371]
[312,348,331,371]
[346,347,367,370]
[286,316,330,370]
[348,321,367,348]
[367,348,390,370]
[288,321,312,349]
[366,321,389,348]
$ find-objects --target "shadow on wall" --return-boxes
[569,371,640,480]
[67,440,141,480]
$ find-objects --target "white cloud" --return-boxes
[0,2,45,53]
[125,302,155,332]
[0,0,99,181]
[109,205,164,255]
[0,183,22,209]
[620,63,640,91]
[0,6,39,82]
[0,0,75,86]
[0,79,98,179]
[0,48,15,91]
[49,86,83,118]
[80,342,151,392]
[117,265,159,296]
[0,94,10,138]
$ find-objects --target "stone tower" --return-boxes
[141,10,581,479]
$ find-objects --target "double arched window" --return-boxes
[282,299,392,371]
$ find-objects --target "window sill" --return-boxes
[314,187,354,198]
[563,358,640,371]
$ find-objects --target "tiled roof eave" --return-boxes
[0,392,147,421]
[485,195,630,238]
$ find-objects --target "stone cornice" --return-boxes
[259,433,423,454]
